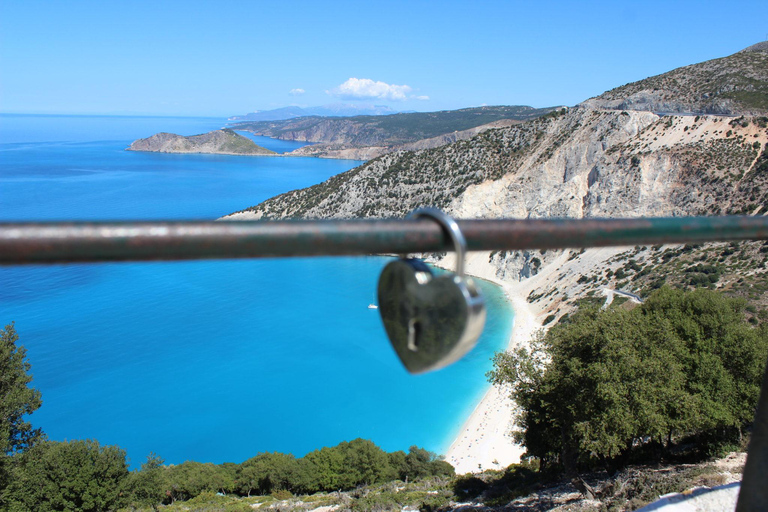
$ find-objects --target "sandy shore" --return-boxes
[440,247,632,473]
[439,252,544,474]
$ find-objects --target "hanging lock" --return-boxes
[377,208,486,374]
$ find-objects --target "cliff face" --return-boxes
[226,108,767,290]
[581,45,768,115]
[230,106,558,159]
[224,44,768,322]
[127,129,276,156]
[285,119,522,160]
[227,109,767,222]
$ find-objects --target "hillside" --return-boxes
[228,105,559,158]
[581,42,768,115]
[285,118,523,160]
[228,103,398,121]
[225,43,768,324]
[127,129,276,156]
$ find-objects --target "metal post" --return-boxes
[737,357,768,511]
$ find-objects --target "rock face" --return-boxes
[286,119,522,160]
[223,43,768,320]
[226,108,767,286]
[580,43,768,115]
[127,129,276,156]
[230,106,559,159]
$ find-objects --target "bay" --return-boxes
[0,114,513,467]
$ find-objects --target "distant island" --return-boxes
[127,129,276,156]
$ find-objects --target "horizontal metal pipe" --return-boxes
[1,216,768,264]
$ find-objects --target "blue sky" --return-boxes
[1,0,766,117]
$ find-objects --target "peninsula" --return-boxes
[127,129,276,156]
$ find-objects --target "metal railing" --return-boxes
[3,215,768,264]
[1,215,766,510]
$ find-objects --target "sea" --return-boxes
[0,113,513,468]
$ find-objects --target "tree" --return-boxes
[0,323,44,500]
[0,323,43,457]
[235,452,299,496]
[396,446,453,481]
[125,453,166,510]
[488,287,768,474]
[5,439,129,511]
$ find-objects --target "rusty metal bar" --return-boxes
[1,216,768,264]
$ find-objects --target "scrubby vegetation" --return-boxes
[589,46,768,114]
[230,105,559,147]
[489,288,767,476]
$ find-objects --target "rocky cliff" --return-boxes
[230,106,558,159]
[127,129,276,156]
[581,43,768,115]
[224,43,768,322]
[285,119,522,160]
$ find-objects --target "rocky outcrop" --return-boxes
[127,129,276,156]
[229,106,559,159]
[225,108,767,283]
[223,44,768,322]
[580,43,768,115]
[285,119,523,160]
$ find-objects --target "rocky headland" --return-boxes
[229,105,559,160]
[127,129,276,156]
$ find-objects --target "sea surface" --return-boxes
[0,114,513,467]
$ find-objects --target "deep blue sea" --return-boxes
[0,114,513,467]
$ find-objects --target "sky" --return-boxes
[1,0,766,117]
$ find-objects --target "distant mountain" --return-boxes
[229,104,399,122]
[127,129,276,156]
[228,105,560,154]
[581,42,768,115]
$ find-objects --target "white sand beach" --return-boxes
[439,252,545,474]
[440,247,634,473]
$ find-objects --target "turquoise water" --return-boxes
[0,114,513,467]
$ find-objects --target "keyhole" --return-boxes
[407,318,421,352]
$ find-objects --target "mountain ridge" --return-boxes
[228,104,399,122]
[581,43,768,115]
[224,43,768,323]
[228,105,560,159]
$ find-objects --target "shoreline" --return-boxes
[436,252,544,474]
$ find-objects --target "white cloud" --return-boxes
[329,78,416,101]
[415,95,430,101]
[289,88,306,96]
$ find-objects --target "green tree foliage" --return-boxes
[0,323,44,500]
[5,439,129,512]
[0,323,43,457]
[163,461,236,502]
[125,453,166,510]
[235,452,299,497]
[488,287,768,474]
[392,446,454,482]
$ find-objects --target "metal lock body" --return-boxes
[378,208,486,374]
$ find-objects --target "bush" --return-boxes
[452,475,488,500]
[488,287,768,474]
[5,440,129,511]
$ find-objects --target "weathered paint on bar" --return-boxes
[2,216,768,264]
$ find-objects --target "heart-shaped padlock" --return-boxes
[377,209,486,374]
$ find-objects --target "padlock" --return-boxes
[377,208,486,374]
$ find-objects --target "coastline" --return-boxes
[439,252,543,474]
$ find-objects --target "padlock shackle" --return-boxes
[408,208,467,277]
